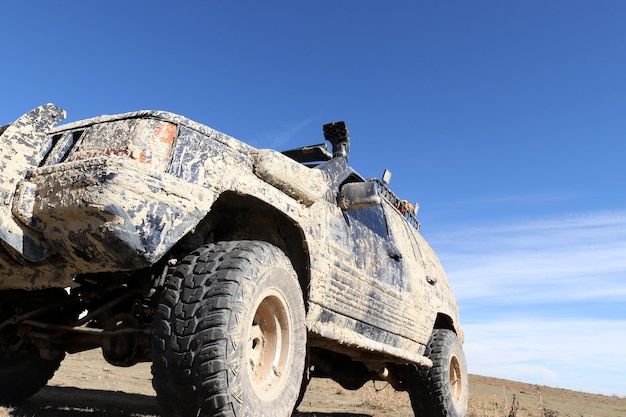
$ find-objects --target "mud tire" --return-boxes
[0,349,63,405]
[0,289,67,405]
[408,329,468,417]
[152,241,306,417]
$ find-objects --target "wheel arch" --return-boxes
[434,312,465,343]
[178,191,311,301]
[434,313,455,332]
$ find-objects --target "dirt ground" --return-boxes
[1,349,625,417]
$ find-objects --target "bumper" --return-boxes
[21,157,215,272]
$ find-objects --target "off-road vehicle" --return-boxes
[0,104,468,417]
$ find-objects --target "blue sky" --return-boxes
[2,1,625,396]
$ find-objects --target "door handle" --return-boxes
[386,243,402,262]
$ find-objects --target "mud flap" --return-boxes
[0,104,66,261]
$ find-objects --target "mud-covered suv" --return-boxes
[0,104,468,417]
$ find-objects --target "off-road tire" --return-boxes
[0,289,67,405]
[408,329,468,417]
[295,355,312,409]
[0,349,63,405]
[152,240,306,417]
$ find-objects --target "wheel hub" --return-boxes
[246,291,292,399]
[449,354,463,404]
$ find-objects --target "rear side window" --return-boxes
[41,130,84,166]
[62,118,176,168]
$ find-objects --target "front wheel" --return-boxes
[152,241,307,417]
[408,329,468,417]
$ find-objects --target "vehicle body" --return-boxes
[0,104,467,417]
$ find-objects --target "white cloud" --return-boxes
[426,210,626,395]
[429,211,626,305]
[464,319,626,396]
[255,118,316,150]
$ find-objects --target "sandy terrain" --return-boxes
[1,349,624,417]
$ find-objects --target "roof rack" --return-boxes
[371,179,421,230]
[281,143,332,164]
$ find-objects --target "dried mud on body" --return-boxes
[2,350,624,417]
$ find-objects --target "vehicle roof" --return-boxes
[49,110,254,154]
[49,109,420,229]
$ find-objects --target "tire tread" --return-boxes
[152,240,305,417]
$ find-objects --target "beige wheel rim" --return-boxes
[246,289,292,400]
[449,354,463,405]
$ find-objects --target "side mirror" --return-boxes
[337,182,381,210]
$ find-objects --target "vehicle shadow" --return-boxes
[13,386,162,417]
[294,414,371,417]
[11,386,372,417]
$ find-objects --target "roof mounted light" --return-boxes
[382,169,392,184]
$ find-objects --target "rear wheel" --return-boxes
[408,329,468,417]
[152,241,306,417]
[0,289,68,405]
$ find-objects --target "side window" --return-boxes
[169,126,206,182]
[343,204,388,239]
[41,130,84,166]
